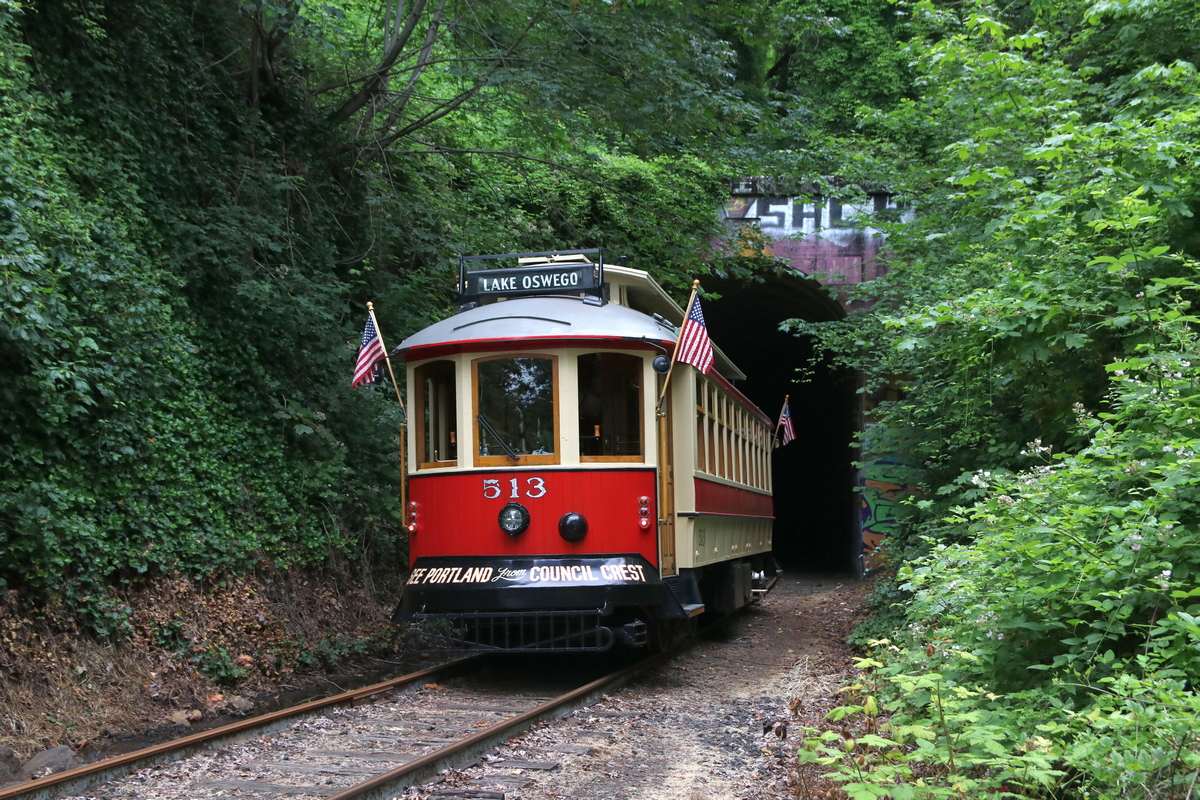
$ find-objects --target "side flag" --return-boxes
[777,397,796,446]
[676,292,714,374]
[352,314,386,388]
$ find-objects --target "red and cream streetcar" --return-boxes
[391,250,777,651]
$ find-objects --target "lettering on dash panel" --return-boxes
[406,561,648,587]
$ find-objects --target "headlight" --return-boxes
[559,511,588,542]
[498,502,530,535]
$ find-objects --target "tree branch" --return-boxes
[328,0,430,123]
[382,0,448,128]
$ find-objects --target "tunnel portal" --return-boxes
[703,271,861,574]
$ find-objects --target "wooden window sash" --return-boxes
[415,360,458,470]
[472,354,560,468]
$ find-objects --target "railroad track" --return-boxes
[1,648,675,800]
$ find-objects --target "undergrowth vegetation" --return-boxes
[802,353,1200,797]
[793,0,1200,796]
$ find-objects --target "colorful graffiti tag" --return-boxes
[860,459,918,572]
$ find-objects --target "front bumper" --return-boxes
[393,554,671,652]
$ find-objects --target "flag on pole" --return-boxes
[778,399,796,445]
[352,314,386,388]
[676,294,714,374]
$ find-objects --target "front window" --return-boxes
[474,356,558,465]
[578,353,643,461]
[415,360,457,468]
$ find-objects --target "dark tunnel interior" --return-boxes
[703,272,861,575]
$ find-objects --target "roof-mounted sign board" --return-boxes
[459,249,605,305]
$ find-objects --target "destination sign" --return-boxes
[466,264,598,298]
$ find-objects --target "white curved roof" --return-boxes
[395,295,678,355]
[393,265,746,379]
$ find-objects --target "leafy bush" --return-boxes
[790,0,1200,791]
[803,343,1200,798]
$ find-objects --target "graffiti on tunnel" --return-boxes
[861,458,918,572]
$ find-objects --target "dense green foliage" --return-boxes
[0,0,746,605]
[0,0,399,603]
[4,0,1198,790]
[791,0,1200,795]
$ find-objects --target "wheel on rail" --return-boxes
[648,617,689,654]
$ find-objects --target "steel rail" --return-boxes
[323,645,678,800]
[0,656,480,800]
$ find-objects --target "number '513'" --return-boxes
[483,477,547,499]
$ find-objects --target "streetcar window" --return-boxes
[578,353,643,461]
[415,360,457,468]
[693,374,773,492]
[474,356,558,465]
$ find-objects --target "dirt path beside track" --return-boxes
[413,572,868,800]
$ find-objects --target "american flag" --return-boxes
[352,314,386,388]
[676,293,713,374]
[778,400,796,446]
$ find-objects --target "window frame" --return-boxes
[693,373,772,492]
[577,351,645,464]
[414,359,458,470]
[471,353,560,467]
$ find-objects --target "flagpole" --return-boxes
[772,394,790,448]
[657,279,701,411]
[366,302,405,414]
[366,301,408,515]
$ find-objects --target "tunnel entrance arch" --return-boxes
[702,271,861,574]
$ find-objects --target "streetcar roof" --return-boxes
[396,294,674,355]
[394,266,746,380]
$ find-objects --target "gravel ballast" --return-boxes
[412,573,867,800]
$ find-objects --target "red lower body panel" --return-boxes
[407,467,658,566]
[694,477,773,517]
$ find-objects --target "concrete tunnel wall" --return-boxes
[702,272,862,575]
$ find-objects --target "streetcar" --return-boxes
[391,250,777,651]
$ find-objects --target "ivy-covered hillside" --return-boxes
[0,0,759,607]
